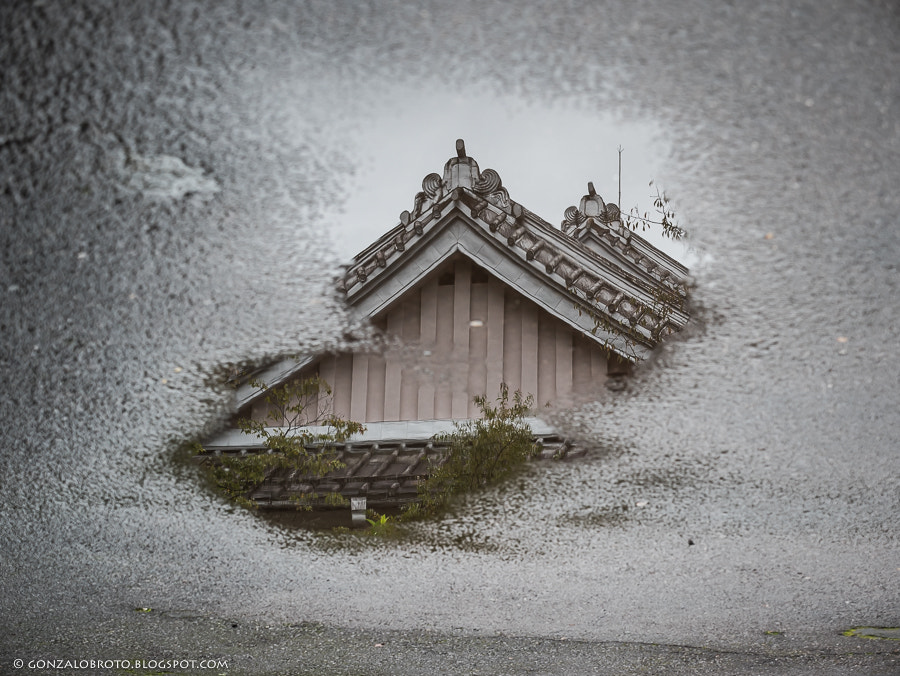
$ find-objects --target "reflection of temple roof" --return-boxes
[201,419,583,508]
[340,139,689,361]
[203,141,691,512]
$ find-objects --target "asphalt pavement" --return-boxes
[1,1,899,674]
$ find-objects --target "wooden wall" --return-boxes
[253,258,614,424]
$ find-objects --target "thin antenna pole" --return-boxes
[617,145,623,208]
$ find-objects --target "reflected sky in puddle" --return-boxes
[314,87,690,265]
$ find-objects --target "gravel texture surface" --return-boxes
[2,1,899,674]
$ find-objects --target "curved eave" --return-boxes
[345,189,687,327]
[516,207,688,317]
[202,416,559,450]
[575,224,688,292]
[345,208,657,362]
[233,354,317,411]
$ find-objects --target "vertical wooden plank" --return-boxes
[452,259,472,348]
[317,355,336,418]
[502,292,522,394]
[572,336,592,395]
[521,300,539,403]
[468,280,488,417]
[383,308,403,421]
[418,279,437,419]
[298,366,319,424]
[350,353,369,423]
[555,324,573,403]
[332,353,353,420]
[452,259,472,418]
[590,345,608,389]
[485,278,505,403]
[399,292,421,420]
[366,354,386,423]
[434,283,454,419]
[537,311,556,408]
[251,399,268,425]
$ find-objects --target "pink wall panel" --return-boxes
[383,308,403,421]
[399,292,421,421]
[502,292,523,394]
[451,260,471,418]
[433,284,455,419]
[520,301,539,403]
[332,352,354,420]
[417,278,437,420]
[366,354,386,422]
[537,311,557,407]
[468,281,489,417]
[251,261,615,426]
[486,277,505,402]
[555,324,574,404]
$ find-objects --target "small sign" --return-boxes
[351,497,367,527]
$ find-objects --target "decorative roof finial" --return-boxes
[578,182,607,220]
[443,139,480,189]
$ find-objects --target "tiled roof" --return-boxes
[339,140,689,356]
[563,182,689,292]
[200,434,583,508]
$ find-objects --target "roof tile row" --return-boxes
[202,435,584,508]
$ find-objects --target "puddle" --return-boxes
[188,86,698,539]
[843,627,900,641]
[4,1,900,662]
[172,74,701,560]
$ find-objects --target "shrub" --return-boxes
[201,375,364,508]
[406,384,538,519]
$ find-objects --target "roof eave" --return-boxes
[345,207,655,362]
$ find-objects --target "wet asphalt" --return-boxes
[1,1,899,674]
